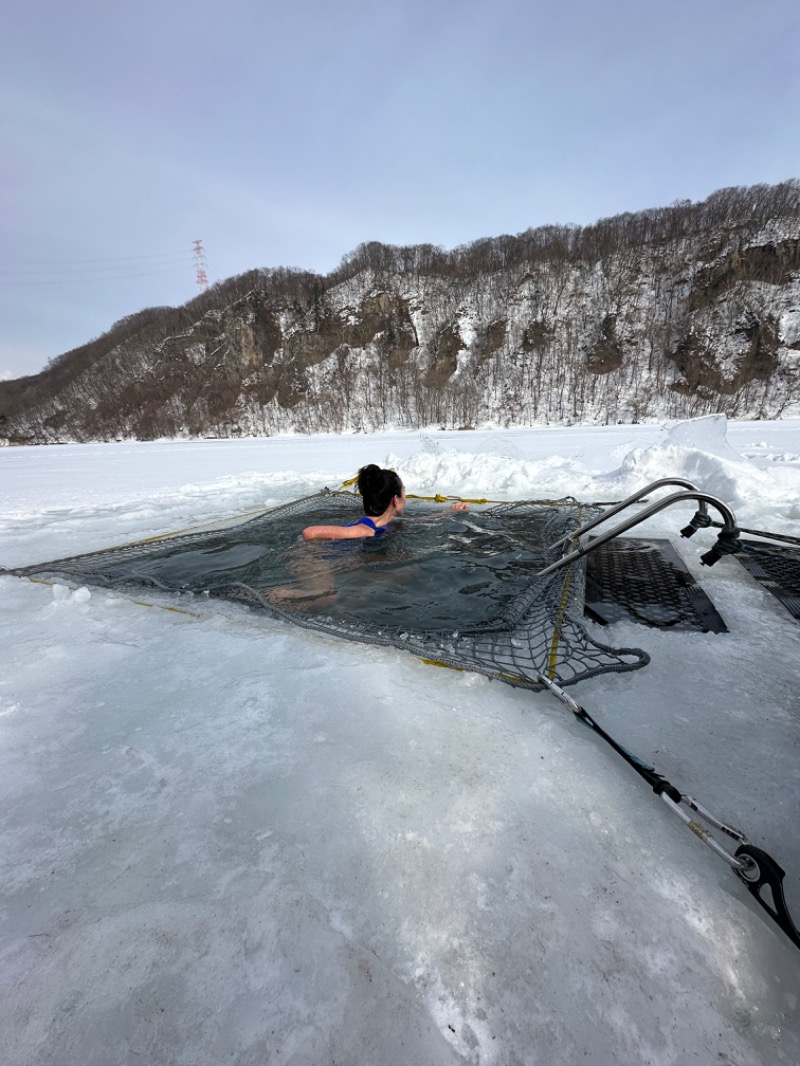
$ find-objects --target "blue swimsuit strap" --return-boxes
[346,516,385,536]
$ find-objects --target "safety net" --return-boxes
[13,490,650,689]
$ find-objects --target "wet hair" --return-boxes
[357,464,403,517]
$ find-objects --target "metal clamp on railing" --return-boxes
[657,790,748,870]
[538,490,739,577]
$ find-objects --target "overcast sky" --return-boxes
[1,0,798,380]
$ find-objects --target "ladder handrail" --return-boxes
[549,478,705,551]
[537,491,738,577]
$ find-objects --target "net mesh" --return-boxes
[13,490,650,689]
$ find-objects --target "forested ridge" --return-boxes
[2,180,800,442]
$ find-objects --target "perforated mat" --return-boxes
[736,539,800,620]
[585,538,728,633]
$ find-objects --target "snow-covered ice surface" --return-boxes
[1,417,799,1066]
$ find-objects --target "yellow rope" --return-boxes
[128,600,202,617]
[335,472,579,508]
[545,505,585,679]
[546,567,573,679]
[420,658,529,685]
[419,658,464,671]
[407,493,507,504]
[335,473,508,505]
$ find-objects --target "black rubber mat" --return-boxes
[584,538,728,633]
[736,539,800,620]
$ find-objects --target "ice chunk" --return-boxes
[663,414,744,462]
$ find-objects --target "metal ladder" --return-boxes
[539,478,740,577]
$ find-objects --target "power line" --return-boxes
[0,265,193,286]
[0,243,213,288]
[0,249,192,267]
[0,260,193,279]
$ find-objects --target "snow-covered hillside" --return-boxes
[3,182,800,443]
[1,416,799,1065]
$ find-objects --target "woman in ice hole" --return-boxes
[267,464,467,605]
[302,464,467,541]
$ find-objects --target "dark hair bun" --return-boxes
[356,464,403,516]
[357,464,380,494]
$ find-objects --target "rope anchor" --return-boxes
[536,673,800,952]
[735,845,800,950]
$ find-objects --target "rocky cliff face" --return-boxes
[2,181,800,443]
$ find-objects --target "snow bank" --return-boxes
[1,418,799,1066]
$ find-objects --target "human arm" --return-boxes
[416,501,470,523]
[302,523,376,541]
